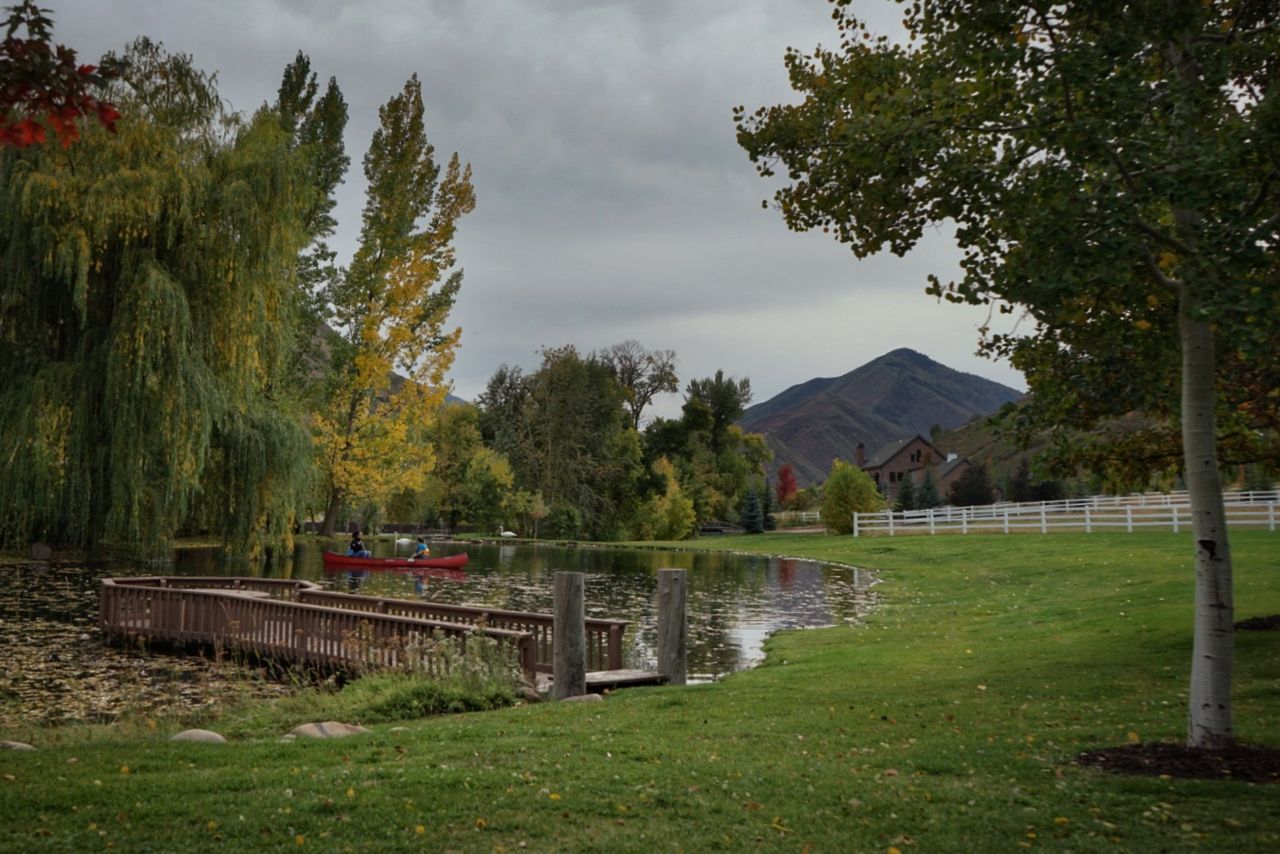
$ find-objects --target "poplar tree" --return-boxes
[313,76,474,535]
[0,40,314,557]
[273,52,349,394]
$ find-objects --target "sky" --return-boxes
[55,0,1026,421]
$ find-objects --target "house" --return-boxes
[856,435,971,502]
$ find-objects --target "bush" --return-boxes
[822,459,883,535]
[543,504,583,540]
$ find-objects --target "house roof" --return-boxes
[937,457,969,479]
[864,434,935,470]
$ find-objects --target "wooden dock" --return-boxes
[536,669,666,694]
[99,576,660,692]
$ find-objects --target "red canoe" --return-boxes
[322,551,469,570]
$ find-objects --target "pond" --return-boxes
[1,541,876,728]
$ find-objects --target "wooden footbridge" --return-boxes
[100,574,685,694]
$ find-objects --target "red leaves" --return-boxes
[1,117,45,146]
[1,2,122,148]
[97,103,120,132]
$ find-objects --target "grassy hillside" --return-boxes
[2,531,1277,851]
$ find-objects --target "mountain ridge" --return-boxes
[740,348,1024,486]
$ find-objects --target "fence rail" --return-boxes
[853,494,1279,537]
[102,577,635,681]
[297,590,626,673]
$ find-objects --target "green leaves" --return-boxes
[737,0,1280,470]
[0,41,313,557]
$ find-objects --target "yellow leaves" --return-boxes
[548,792,561,801]
[1127,731,1141,744]
[475,817,487,829]
[119,765,130,775]
[346,787,356,798]
[295,834,306,845]
[1134,319,1152,331]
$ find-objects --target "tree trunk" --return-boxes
[1180,285,1234,749]
[318,488,344,538]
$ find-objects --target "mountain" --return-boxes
[739,348,1024,485]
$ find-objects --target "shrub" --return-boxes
[822,459,883,535]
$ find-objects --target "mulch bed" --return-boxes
[1235,614,1280,631]
[1075,614,1280,782]
[1076,742,1280,783]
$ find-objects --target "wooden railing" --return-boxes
[100,577,539,680]
[297,589,628,673]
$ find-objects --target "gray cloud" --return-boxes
[56,0,1024,413]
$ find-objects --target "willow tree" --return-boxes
[737,1,1279,749]
[0,40,315,558]
[313,76,473,535]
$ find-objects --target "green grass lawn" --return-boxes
[2,531,1278,851]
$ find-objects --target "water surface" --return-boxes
[1,541,875,727]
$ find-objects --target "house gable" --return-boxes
[862,435,940,492]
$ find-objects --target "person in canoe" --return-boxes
[347,530,371,558]
[411,536,430,559]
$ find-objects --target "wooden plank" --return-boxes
[536,669,667,694]
[586,670,667,689]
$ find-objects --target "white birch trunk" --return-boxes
[1180,285,1234,749]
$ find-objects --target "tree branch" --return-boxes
[1242,168,1276,218]
[1141,253,1182,293]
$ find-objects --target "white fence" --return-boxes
[851,490,1280,537]
[773,511,822,527]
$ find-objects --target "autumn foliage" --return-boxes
[775,463,797,508]
[1,2,121,147]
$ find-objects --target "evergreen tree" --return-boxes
[917,470,943,509]
[894,476,917,512]
[1009,458,1035,503]
[741,489,764,534]
[761,479,777,531]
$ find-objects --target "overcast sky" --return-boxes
[57,0,1025,420]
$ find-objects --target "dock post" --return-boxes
[656,568,687,686]
[552,571,586,699]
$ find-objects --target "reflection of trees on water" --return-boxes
[13,544,877,698]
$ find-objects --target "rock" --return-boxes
[560,693,603,703]
[0,741,36,751]
[517,686,544,704]
[280,734,297,742]
[29,542,53,561]
[289,721,370,739]
[389,726,410,733]
[170,729,227,743]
